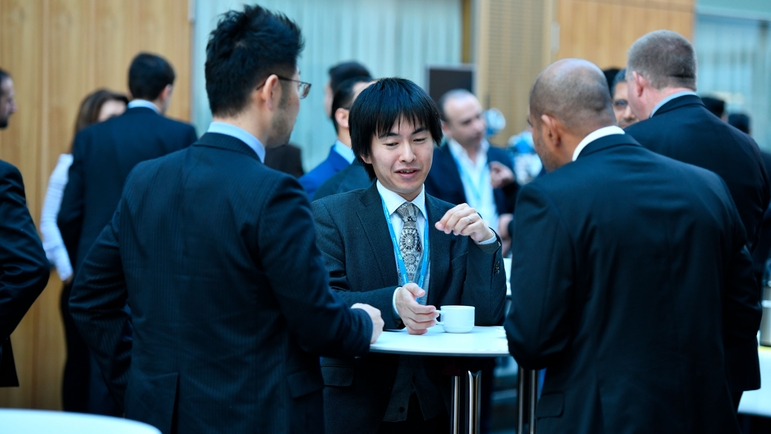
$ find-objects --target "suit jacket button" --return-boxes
[494,261,501,274]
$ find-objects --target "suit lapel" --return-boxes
[356,185,400,288]
[426,195,450,306]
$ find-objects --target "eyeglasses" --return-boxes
[256,74,311,99]
[613,99,629,110]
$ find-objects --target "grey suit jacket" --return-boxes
[312,184,507,433]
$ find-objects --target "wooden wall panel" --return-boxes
[0,0,191,410]
[557,0,695,69]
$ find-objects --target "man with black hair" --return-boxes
[69,6,382,433]
[0,68,50,388]
[702,95,727,120]
[323,61,371,117]
[58,52,197,416]
[300,76,372,199]
[313,77,506,433]
[610,68,638,128]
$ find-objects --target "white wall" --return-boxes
[192,0,462,170]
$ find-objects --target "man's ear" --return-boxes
[630,71,646,98]
[441,120,451,137]
[258,74,281,110]
[335,108,350,130]
[156,84,173,105]
[361,152,371,165]
[540,114,561,148]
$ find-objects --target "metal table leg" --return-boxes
[518,366,526,434]
[451,374,461,434]
[529,369,538,434]
[467,370,482,434]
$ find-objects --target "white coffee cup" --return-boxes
[436,305,475,333]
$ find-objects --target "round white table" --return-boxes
[0,409,160,434]
[370,325,509,434]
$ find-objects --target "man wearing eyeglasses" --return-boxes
[68,5,383,433]
[610,68,638,128]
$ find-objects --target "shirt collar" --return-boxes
[447,138,490,162]
[650,91,698,118]
[572,126,625,161]
[333,140,355,164]
[207,122,266,163]
[376,180,427,220]
[127,99,159,113]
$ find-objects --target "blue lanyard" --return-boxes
[381,198,430,289]
[452,155,489,206]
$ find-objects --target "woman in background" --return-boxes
[39,88,128,412]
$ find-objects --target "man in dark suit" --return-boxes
[300,76,373,199]
[314,158,372,200]
[0,68,49,387]
[506,58,760,433]
[424,89,519,252]
[313,78,507,433]
[57,52,197,416]
[58,52,197,277]
[68,6,382,434]
[624,30,768,407]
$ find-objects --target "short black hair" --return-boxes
[701,96,725,118]
[205,4,304,117]
[0,68,10,97]
[329,61,371,94]
[603,67,621,94]
[350,78,442,179]
[728,113,750,134]
[610,68,627,97]
[128,53,176,101]
[330,76,371,133]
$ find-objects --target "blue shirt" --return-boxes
[650,91,698,118]
[207,122,266,163]
[127,99,159,113]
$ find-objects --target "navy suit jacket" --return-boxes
[312,184,507,433]
[299,145,350,200]
[424,144,519,217]
[58,107,197,274]
[313,158,372,201]
[625,95,770,253]
[69,133,373,434]
[0,161,49,387]
[506,134,759,434]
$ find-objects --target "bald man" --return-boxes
[504,59,759,434]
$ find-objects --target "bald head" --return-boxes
[529,59,615,135]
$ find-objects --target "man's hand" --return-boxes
[395,283,437,335]
[435,204,495,243]
[489,161,515,188]
[352,303,384,343]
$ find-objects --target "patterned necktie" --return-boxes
[396,202,422,283]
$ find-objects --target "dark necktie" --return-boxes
[396,202,422,283]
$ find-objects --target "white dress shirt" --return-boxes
[127,99,159,112]
[333,140,355,164]
[40,153,74,281]
[572,126,626,161]
[447,138,499,229]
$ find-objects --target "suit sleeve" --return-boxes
[258,177,372,357]
[184,125,198,147]
[504,183,574,370]
[312,199,403,330]
[68,203,132,408]
[460,236,507,326]
[57,133,86,264]
[0,164,49,342]
[722,185,763,389]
